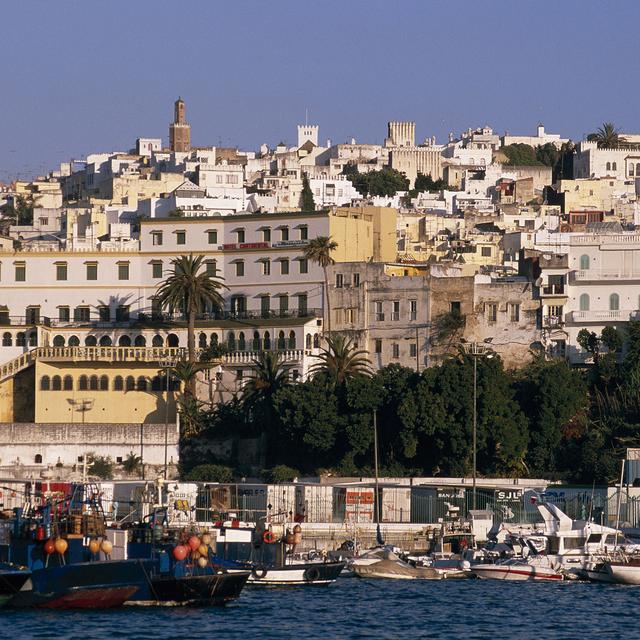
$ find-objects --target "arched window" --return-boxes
[606,162,611,171]
[28,332,37,346]
[40,375,50,391]
[99,335,112,347]
[152,335,164,347]
[210,333,219,346]
[612,162,617,171]
[167,334,179,347]
[579,294,590,311]
[68,335,80,347]
[636,163,640,176]
[99,375,109,391]
[263,331,271,351]
[2,332,12,346]
[16,332,26,347]
[579,255,589,270]
[151,375,163,391]
[253,331,260,351]
[34,454,42,464]
[113,375,124,391]
[198,332,207,349]
[125,376,135,391]
[610,293,620,311]
[118,335,131,347]
[238,332,246,351]
[313,334,320,348]
[288,331,296,349]
[52,375,62,391]
[136,376,147,391]
[306,333,312,349]
[227,331,236,350]
[52,335,65,347]
[89,375,99,391]
[79,375,89,390]
[85,335,97,346]
[134,335,146,347]
[63,375,73,390]
[277,330,286,350]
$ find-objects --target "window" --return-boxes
[410,300,417,321]
[279,295,289,315]
[612,162,617,171]
[1,333,11,347]
[16,332,26,346]
[481,247,492,258]
[15,263,25,282]
[374,339,382,354]
[68,335,80,346]
[63,375,73,391]
[86,263,97,280]
[335,273,344,288]
[40,376,50,391]
[152,261,163,279]
[235,261,245,277]
[509,303,520,322]
[152,231,163,246]
[58,307,70,322]
[579,294,590,311]
[236,229,245,243]
[176,231,186,245]
[410,343,417,358]
[207,230,218,244]
[606,162,611,171]
[375,301,384,321]
[280,227,289,242]
[346,308,355,324]
[610,293,620,311]
[118,262,130,280]
[261,260,271,276]
[99,375,109,391]
[579,254,589,270]
[487,303,498,323]
[79,375,89,391]
[116,306,130,322]
[392,343,400,359]
[205,260,217,276]
[261,296,270,317]
[450,301,461,314]
[353,273,360,287]
[26,306,40,324]
[98,306,110,322]
[262,228,271,242]
[299,258,308,274]
[74,306,90,322]
[300,226,308,241]
[630,164,635,177]
[392,301,400,321]
[298,294,308,316]
[280,259,289,275]
[55,263,68,281]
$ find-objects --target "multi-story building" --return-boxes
[573,140,640,181]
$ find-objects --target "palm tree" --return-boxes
[587,122,626,149]
[171,360,206,437]
[303,236,338,334]
[156,254,226,392]
[309,334,372,388]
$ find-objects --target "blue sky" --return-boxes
[1,0,639,181]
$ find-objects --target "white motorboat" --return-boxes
[470,556,564,582]
[604,557,640,584]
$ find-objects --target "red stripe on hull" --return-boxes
[475,567,563,580]
[37,586,139,609]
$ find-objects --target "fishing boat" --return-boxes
[0,562,31,606]
[469,556,564,581]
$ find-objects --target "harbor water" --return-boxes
[2,579,638,640]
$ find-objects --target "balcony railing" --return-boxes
[573,270,640,281]
[542,315,564,328]
[541,284,565,295]
[570,310,633,322]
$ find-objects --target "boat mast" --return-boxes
[614,458,625,547]
[373,410,383,545]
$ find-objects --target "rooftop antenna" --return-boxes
[305,108,308,126]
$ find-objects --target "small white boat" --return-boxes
[470,557,564,582]
[605,558,640,585]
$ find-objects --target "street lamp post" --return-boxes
[159,355,178,480]
[460,339,493,511]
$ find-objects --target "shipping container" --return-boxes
[381,487,411,523]
[333,487,375,523]
[294,484,334,523]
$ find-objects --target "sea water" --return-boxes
[1,578,636,640]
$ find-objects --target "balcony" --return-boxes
[573,270,640,282]
[541,284,565,296]
[570,310,634,323]
[542,315,565,328]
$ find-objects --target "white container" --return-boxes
[381,487,412,523]
[294,484,334,523]
[267,484,297,521]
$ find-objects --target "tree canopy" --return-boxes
[344,166,410,197]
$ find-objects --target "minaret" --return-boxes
[169,97,191,152]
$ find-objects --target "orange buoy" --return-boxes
[188,536,201,551]
[100,540,113,555]
[44,539,56,555]
[173,545,188,561]
[89,539,100,555]
[54,538,68,555]
[263,530,277,544]
[201,533,212,545]
[293,524,302,534]
[197,556,208,568]
[198,544,208,557]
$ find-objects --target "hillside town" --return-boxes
[0,99,639,481]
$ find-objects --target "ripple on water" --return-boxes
[3,579,640,640]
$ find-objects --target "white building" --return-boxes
[574,141,640,181]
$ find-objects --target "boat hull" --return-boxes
[234,562,344,586]
[470,564,563,581]
[0,565,31,606]
[129,571,250,606]
[606,563,640,585]
[8,560,150,609]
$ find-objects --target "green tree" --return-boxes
[122,451,142,476]
[185,463,234,482]
[347,167,410,197]
[412,173,449,194]
[156,254,226,392]
[88,454,114,480]
[310,334,372,388]
[501,144,542,166]
[300,173,315,212]
[263,465,300,483]
[587,122,626,148]
[303,236,338,334]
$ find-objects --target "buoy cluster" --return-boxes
[172,532,212,568]
[88,538,113,557]
[44,538,68,555]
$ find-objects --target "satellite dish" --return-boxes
[534,277,543,287]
